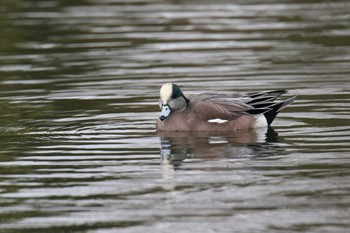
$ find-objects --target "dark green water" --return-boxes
[0,0,350,232]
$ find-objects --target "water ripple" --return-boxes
[0,0,349,232]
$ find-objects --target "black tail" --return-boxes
[264,96,297,125]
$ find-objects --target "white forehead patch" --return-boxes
[160,83,173,104]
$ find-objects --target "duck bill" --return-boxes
[160,105,171,121]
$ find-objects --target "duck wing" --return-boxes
[188,90,293,122]
[188,93,264,121]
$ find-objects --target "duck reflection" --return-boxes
[158,127,280,167]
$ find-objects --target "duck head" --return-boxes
[159,83,189,121]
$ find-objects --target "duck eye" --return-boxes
[162,105,171,111]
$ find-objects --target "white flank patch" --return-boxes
[208,118,228,124]
[254,114,268,128]
[160,83,173,104]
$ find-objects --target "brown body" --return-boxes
[156,108,258,132]
[157,94,262,132]
[156,84,296,132]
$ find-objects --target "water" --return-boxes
[0,0,350,232]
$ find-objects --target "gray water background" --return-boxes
[0,0,350,232]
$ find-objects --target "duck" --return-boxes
[156,83,296,132]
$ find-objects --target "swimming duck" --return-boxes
[156,83,296,132]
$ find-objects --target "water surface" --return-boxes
[0,0,350,232]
